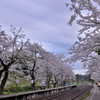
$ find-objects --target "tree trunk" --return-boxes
[46,78,50,88]
[0,70,9,94]
[53,75,57,88]
[53,83,56,88]
[0,59,14,94]
[46,73,50,88]
[0,69,5,80]
[31,73,35,90]
[47,81,50,88]
[31,80,35,90]
[30,68,35,90]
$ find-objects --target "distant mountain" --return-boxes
[75,74,91,81]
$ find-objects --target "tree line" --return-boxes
[0,25,75,94]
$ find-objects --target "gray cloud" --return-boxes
[0,0,79,54]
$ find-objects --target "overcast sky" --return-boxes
[0,0,86,75]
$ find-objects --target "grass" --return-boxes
[4,78,31,94]
[3,73,42,95]
[4,82,42,94]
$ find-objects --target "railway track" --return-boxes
[36,85,92,100]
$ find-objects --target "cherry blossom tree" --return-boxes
[90,72,100,82]
[87,55,100,75]
[35,52,58,88]
[56,60,75,86]
[38,60,53,88]
[67,0,100,35]
[22,42,50,90]
[67,0,100,58]
[67,0,100,80]
[51,54,75,87]
[0,26,28,94]
[68,33,100,66]
[36,52,75,88]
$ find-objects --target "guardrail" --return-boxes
[0,85,76,100]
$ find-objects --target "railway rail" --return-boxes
[36,85,92,100]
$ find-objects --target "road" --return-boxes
[85,85,100,100]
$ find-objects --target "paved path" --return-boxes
[85,85,100,100]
